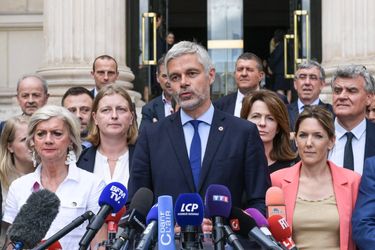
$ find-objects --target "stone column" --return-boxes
[320,0,375,103]
[322,0,375,76]
[37,0,141,103]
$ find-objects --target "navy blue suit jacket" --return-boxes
[77,145,135,174]
[287,100,334,131]
[352,155,375,249]
[215,91,288,115]
[364,119,375,160]
[128,108,271,212]
[139,95,165,133]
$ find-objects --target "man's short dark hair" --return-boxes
[61,86,93,105]
[236,52,263,72]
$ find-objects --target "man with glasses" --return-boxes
[287,60,333,131]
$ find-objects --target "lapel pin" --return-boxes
[218,126,224,131]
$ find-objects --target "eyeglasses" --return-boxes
[296,74,320,81]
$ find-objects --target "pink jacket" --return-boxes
[271,160,361,250]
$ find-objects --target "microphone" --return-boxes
[175,193,204,250]
[8,189,60,250]
[135,203,158,250]
[111,187,154,250]
[38,240,62,250]
[268,215,298,250]
[106,206,127,240]
[229,207,283,250]
[33,210,94,250]
[266,187,286,219]
[205,184,232,250]
[158,196,175,250]
[79,182,128,249]
[244,208,279,241]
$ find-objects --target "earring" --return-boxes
[32,150,38,168]
[65,145,77,165]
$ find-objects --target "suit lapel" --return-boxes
[365,119,375,159]
[166,112,196,192]
[329,162,350,249]
[229,93,237,115]
[282,163,301,227]
[154,96,165,120]
[198,110,226,192]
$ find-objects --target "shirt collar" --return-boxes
[31,163,81,192]
[236,90,245,104]
[162,92,172,104]
[180,103,214,126]
[297,98,320,112]
[335,117,366,140]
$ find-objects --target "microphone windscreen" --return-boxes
[265,186,285,206]
[129,187,154,217]
[105,206,126,223]
[267,215,292,241]
[245,208,269,227]
[174,193,204,227]
[8,189,60,248]
[204,184,232,218]
[99,182,128,213]
[228,207,258,238]
[146,204,158,225]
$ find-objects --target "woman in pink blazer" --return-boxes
[271,106,360,250]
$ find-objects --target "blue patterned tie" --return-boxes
[189,120,202,190]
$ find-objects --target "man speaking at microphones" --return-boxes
[128,41,270,215]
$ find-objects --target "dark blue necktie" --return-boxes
[343,132,354,171]
[189,120,202,190]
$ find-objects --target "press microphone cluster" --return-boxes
[79,182,128,250]
[8,189,60,250]
[111,187,154,250]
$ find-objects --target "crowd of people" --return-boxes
[1,40,375,249]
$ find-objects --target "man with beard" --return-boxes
[139,55,177,133]
[287,60,333,131]
[0,74,49,134]
[61,86,94,149]
[129,41,270,214]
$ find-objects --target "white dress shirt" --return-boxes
[329,118,366,175]
[3,163,105,249]
[94,150,130,188]
[234,90,245,118]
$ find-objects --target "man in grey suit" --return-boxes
[139,55,175,133]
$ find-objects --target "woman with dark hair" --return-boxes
[241,89,297,173]
[77,83,138,188]
[271,106,360,250]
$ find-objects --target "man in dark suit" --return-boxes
[139,55,176,133]
[215,52,288,117]
[90,55,119,97]
[329,64,375,175]
[287,60,333,132]
[128,41,271,213]
[352,155,375,249]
